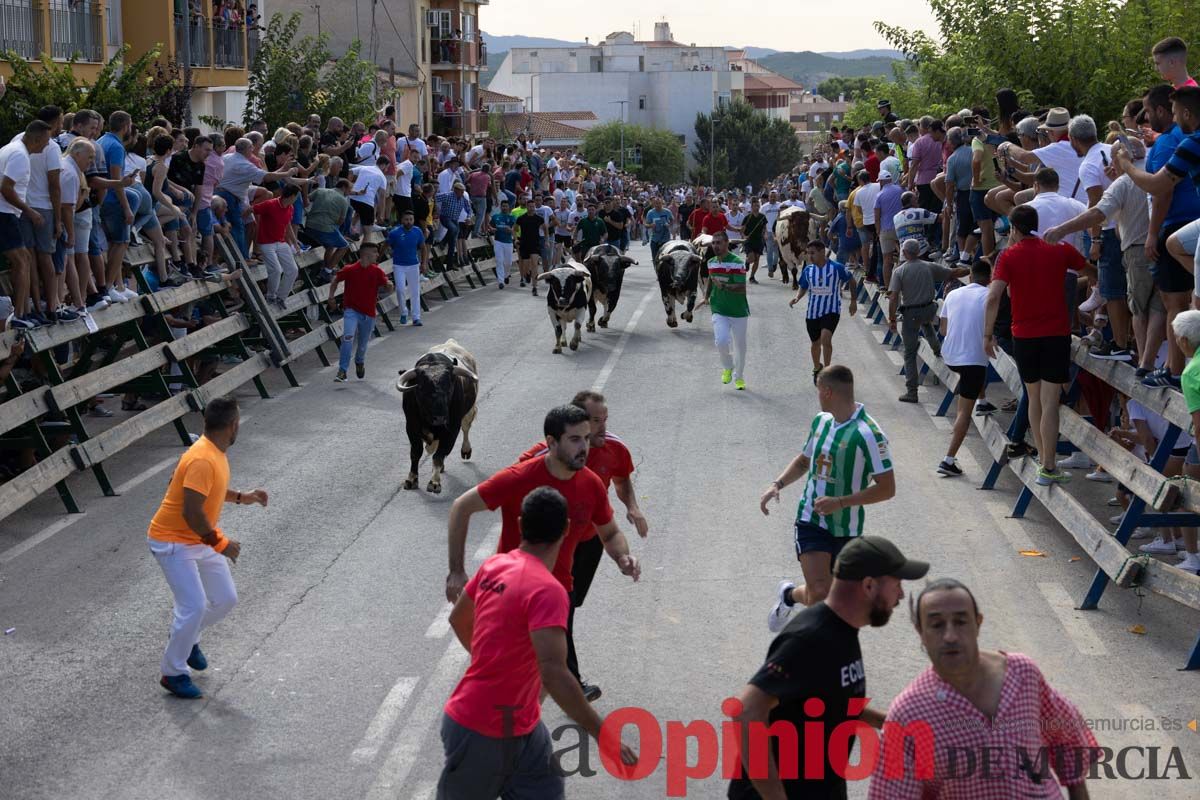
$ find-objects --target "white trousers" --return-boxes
[149,540,238,676]
[493,241,512,285]
[259,241,299,299]
[394,262,422,321]
[712,313,748,380]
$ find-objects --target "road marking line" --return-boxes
[365,643,468,799]
[592,285,654,392]
[424,605,452,639]
[0,515,82,564]
[1037,582,1108,656]
[349,676,421,764]
[113,454,180,495]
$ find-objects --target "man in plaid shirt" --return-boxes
[868,579,1097,799]
[435,181,474,267]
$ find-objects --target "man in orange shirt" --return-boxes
[147,396,268,699]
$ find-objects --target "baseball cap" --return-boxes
[878,169,893,182]
[833,536,929,581]
[1015,116,1040,138]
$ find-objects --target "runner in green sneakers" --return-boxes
[758,365,896,631]
[707,230,750,390]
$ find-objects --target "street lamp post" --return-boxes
[610,99,629,170]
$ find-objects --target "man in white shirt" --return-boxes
[761,189,782,277]
[437,156,463,195]
[393,147,418,217]
[998,107,1085,202]
[15,106,71,322]
[402,124,428,160]
[0,120,52,330]
[349,156,388,228]
[937,260,993,476]
[1025,167,1089,327]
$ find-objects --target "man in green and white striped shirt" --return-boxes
[759,365,896,632]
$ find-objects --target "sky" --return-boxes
[480,0,941,53]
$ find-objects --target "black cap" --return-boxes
[833,536,929,581]
[876,99,891,109]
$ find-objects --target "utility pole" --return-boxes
[312,3,322,37]
[610,99,629,170]
[710,112,716,188]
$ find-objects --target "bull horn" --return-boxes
[452,365,478,381]
[396,368,418,392]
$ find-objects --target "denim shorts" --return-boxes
[89,205,106,255]
[969,189,995,222]
[99,189,140,244]
[306,227,347,249]
[18,207,55,253]
[0,211,24,253]
[195,206,215,237]
[1096,228,1126,300]
[72,208,93,255]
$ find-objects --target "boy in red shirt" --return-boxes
[252,185,301,308]
[687,198,710,240]
[985,205,1094,485]
[442,487,636,797]
[702,200,729,235]
[326,240,391,382]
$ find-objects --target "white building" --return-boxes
[487,22,744,161]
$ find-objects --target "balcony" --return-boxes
[0,0,42,60]
[173,12,244,70]
[431,36,482,69]
[433,109,480,138]
[49,0,102,61]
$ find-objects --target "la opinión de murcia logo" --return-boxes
[496,700,1195,796]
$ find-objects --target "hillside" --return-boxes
[757,51,900,88]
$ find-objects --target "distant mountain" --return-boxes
[819,49,904,60]
[757,50,901,88]
[738,46,779,59]
[481,32,583,51]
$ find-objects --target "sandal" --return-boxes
[121,400,149,411]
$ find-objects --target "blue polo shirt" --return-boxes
[1147,124,1200,226]
[98,132,126,206]
[387,224,425,266]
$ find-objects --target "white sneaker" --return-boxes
[1130,528,1153,540]
[1079,286,1104,313]
[120,286,139,301]
[1178,553,1200,574]
[107,286,127,304]
[1085,470,1112,483]
[1058,452,1093,470]
[1140,539,1177,554]
[1108,513,1125,525]
[767,580,797,633]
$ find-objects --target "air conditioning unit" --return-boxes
[425,10,438,27]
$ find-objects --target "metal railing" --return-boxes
[431,37,481,66]
[49,0,102,61]
[0,0,41,60]
[104,0,118,46]
[173,13,209,67]
[211,20,244,68]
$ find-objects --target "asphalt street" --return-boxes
[1,238,1198,799]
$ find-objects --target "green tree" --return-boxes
[691,101,800,189]
[841,65,956,128]
[0,45,182,137]
[316,39,377,126]
[873,0,1200,125]
[816,76,872,102]
[245,12,329,127]
[581,122,686,185]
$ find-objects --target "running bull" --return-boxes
[774,205,814,288]
[581,243,636,331]
[396,339,479,494]
[537,263,593,354]
[655,239,702,327]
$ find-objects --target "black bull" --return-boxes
[654,240,702,327]
[581,244,636,331]
[396,341,479,494]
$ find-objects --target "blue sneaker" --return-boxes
[399,315,407,325]
[187,644,208,671]
[412,319,423,327]
[160,673,203,699]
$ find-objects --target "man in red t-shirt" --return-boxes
[702,200,729,235]
[687,198,710,241]
[252,185,301,308]
[446,405,641,688]
[985,205,1094,486]
[517,390,648,700]
[326,240,391,382]
[442,487,636,796]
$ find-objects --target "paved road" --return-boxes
[1,239,1198,799]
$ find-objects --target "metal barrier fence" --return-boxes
[855,279,1200,669]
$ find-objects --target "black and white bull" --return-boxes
[655,239,702,327]
[537,264,593,353]
[581,244,636,331]
[396,339,479,494]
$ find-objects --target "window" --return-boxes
[812,114,821,122]
[638,95,646,110]
[434,10,452,39]
[638,56,644,72]
[462,14,475,37]
[717,92,731,110]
